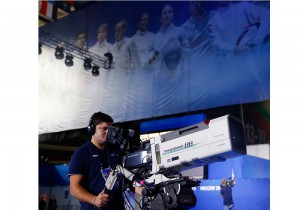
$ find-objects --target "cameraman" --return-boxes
[220,178,235,210]
[68,112,143,210]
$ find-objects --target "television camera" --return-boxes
[106,114,247,210]
[227,177,236,187]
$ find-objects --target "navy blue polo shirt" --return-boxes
[220,185,234,206]
[68,141,125,210]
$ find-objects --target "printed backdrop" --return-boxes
[39,1,270,134]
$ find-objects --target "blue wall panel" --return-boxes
[208,155,270,179]
[191,179,270,210]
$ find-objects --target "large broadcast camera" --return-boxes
[106,114,247,210]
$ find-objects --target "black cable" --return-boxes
[139,196,145,210]
[120,171,144,210]
[123,189,134,210]
[125,189,143,210]
[134,155,149,176]
[121,176,135,210]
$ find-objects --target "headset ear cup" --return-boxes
[87,113,96,135]
[87,112,103,135]
[87,123,95,135]
[87,122,95,135]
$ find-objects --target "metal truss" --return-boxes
[39,30,113,70]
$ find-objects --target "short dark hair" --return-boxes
[91,112,113,127]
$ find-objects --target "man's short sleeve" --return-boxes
[68,149,86,176]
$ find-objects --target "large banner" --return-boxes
[39,1,270,134]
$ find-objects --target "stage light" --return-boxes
[104,52,113,69]
[39,42,42,55]
[92,65,100,76]
[65,53,74,67]
[55,46,64,59]
[83,58,92,70]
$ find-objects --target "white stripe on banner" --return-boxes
[46,2,53,19]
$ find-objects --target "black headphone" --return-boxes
[87,112,99,135]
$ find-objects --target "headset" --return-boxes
[87,112,100,135]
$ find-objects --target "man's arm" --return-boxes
[70,174,110,208]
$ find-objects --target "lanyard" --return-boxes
[105,147,111,169]
[99,148,111,170]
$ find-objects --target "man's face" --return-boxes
[138,13,149,32]
[115,23,124,41]
[76,33,86,48]
[160,5,173,26]
[94,122,112,145]
[97,29,107,43]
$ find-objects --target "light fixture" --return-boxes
[92,65,100,76]
[55,46,64,59]
[65,53,74,67]
[39,42,42,55]
[104,52,113,69]
[83,57,92,70]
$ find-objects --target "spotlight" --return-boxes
[92,65,100,76]
[55,46,64,59]
[83,58,92,70]
[65,53,74,67]
[39,42,42,55]
[104,52,113,69]
[104,52,113,62]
